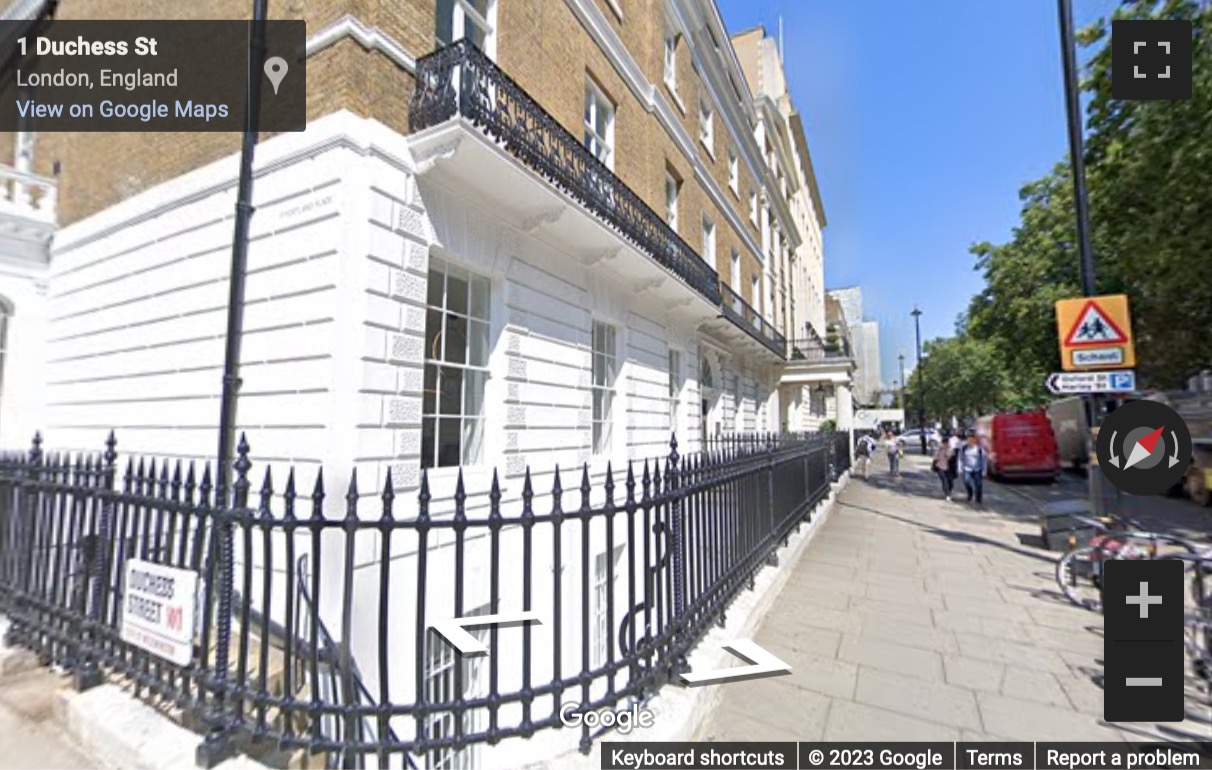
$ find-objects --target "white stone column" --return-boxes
[835,383,854,430]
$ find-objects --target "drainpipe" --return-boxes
[216,0,269,500]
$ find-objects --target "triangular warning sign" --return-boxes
[1063,300,1129,346]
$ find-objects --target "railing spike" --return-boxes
[488,468,502,520]
[579,463,591,510]
[104,430,118,467]
[454,467,467,522]
[520,466,534,520]
[311,468,327,520]
[283,468,298,520]
[417,468,431,521]
[199,463,213,504]
[345,468,360,519]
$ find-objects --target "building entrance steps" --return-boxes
[695,454,1139,743]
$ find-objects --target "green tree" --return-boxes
[953,0,1211,401]
[901,336,1021,423]
[1082,0,1212,386]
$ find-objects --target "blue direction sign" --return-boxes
[1046,369,1136,395]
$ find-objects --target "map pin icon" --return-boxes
[264,56,288,95]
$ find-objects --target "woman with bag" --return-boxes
[883,430,901,477]
[932,430,956,501]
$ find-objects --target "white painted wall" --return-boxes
[26,110,799,769]
[0,262,48,448]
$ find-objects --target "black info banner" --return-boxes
[0,20,306,131]
[600,743,1212,770]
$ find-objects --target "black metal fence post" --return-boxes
[73,432,117,691]
[196,435,248,769]
[0,424,842,765]
[764,435,778,568]
[4,433,42,649]
[666,435,688,679]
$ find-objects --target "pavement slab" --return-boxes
[698,454,1212,743]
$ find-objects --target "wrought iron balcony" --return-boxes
[787,336,852,362]
[786,318,853,361]
[411,40,722,306]
[719,282,787,358]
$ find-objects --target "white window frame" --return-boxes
[668,349,681,432]
[751,275,762,325]
[591,320,618,456]
[593,545,626,668]
[701,215,716,267]
[729,250,741,308]
[436,0,497,59]
[663,32,677,92]
[727,149,738,196]
[665,171,679,232]
[749,191,758,225]
[698,99,714,156]
[424,603,491,769]
[584,79,616,170]
[423,258,491,470]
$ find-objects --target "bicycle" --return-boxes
[1053,514,1199,611]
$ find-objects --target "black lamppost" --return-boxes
[911,307,926,454]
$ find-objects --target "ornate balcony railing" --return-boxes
[719,282,786,358]
[787,336,852,362]
[0,166,56,225]
[411,40,722,306]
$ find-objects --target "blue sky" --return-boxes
[716,0,1121,387]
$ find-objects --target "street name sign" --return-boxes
[120,559,199,666]
[1046,369,1137,395]
[1055,294,1137,371]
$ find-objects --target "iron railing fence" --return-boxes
[409,39,722,309]
[0,431,845,769]
[718,283,787,359]
[787,336,852,362]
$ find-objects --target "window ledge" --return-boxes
[665,79,685,115]
[701,140,715,161]
[605,0,624,23]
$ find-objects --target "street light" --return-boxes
[911,307,926,454]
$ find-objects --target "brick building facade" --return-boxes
[0,1,849,766]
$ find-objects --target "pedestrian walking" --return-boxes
[957,431,986,504]
[883,430,901,477]
[855,432,876,479]
[932,432,956,501]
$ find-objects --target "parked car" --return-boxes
[899,428,941,452]
[975,410,1060,481]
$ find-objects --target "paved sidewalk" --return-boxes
[697,455,1145,743]
[0,668,102,770]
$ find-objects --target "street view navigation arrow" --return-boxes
[432,611,543,657]
[679,639,792,686]
[1123,426,1164,470]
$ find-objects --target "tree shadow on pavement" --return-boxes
[836,500,1057,566]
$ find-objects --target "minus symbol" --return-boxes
[1125,677,1163,687]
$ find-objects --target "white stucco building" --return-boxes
[0,2,857,767]
[827,286,880,407]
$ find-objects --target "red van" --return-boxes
[975,410,1061,481]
